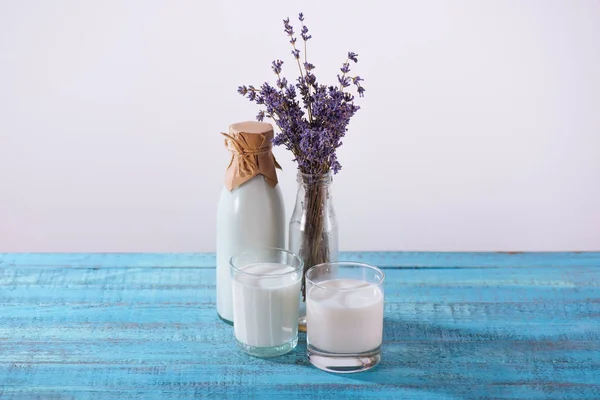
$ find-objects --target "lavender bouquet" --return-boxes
[238,13,365,298]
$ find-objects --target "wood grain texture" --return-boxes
[0,252,599,399]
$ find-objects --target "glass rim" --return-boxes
[229,247,304,278]
[305,261,385,291]
[296,170,333,183]
[296,169,333,177]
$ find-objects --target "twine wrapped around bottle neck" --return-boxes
[221,121,281,191]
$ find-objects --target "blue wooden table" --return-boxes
[1,252,599,399]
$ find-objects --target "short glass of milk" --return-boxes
[306,262,385,373]
[230,248,303,357]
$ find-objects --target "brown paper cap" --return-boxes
[230,121,274,138]
[223,121,281,191]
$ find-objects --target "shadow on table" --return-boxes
[267,331,311,367]
[267,316,598,399]
[336,318,515,399]
[336,317,596,399]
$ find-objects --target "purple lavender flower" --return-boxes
[301,25,312,41]
[352,76,365,97]
[331,161,341,173]
[285,84,296,98]
[340,62,350,74]
[276,77,288,89]
[305,72,316,86]
[272,60,284,75]
[272,133,285,146]
[283,18,294,36]
[337,74,351,88]
[238,12,365,175]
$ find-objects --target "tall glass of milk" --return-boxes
[306,262,385,373]
[230,248,303,358]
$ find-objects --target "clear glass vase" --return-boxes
[288,171,339,329]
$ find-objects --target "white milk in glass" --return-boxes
[307,279,384,353]
[232,263,301,347]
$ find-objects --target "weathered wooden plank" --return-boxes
[2,265,599,294]
[1,251,600,268]
[0,252,599,399]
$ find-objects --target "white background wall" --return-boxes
[1,0,599,252]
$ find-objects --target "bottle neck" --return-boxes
[296,171,333,188]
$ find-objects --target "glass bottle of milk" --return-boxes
[216,121,285,324]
